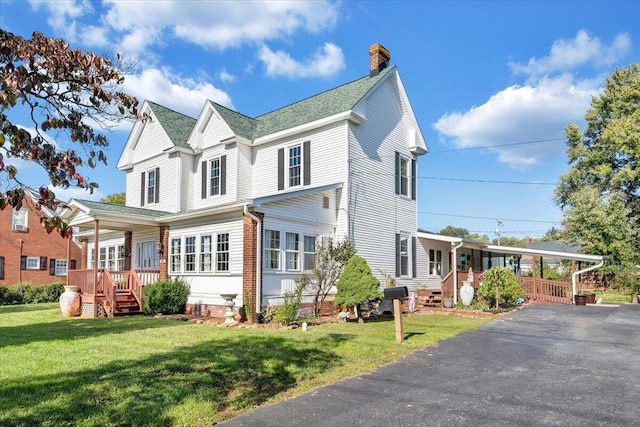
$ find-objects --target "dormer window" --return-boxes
[140,167,160,206]
[201,155,227,199]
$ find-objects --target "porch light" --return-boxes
[156,241,163,254]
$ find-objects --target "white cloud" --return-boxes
[122,67,234,117]
[48,184,104,203]
[28,0,93,44]
[218,69,237,83]
[258,43,345,78]
[102,0,339,52]
[509,30,631,78]
[433,73,599,169]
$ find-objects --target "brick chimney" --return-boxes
[369,43,391,76]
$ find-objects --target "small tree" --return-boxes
[101,192,126,206]
[309,237,356,316]
[478,267,523,309]
[334,255,380,322]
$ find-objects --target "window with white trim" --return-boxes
[429,249,442,275]
[136,241,158,270]
[55,259,67,276]
[26,256,40,270]
[185,236,196,272]
[216,233,230,272]
[288,145,301,187]
[117,245,125,271]
[147,168,157,204]
[285,232,299,271]
[200,235,212,272]
[89,249,94,269]
[12,208,27,232]
[107,246,116,270]
[170,238,182,272]
[99,247,107,269]
[210,158,220,196]
[264,230,280,269]
[400,236,409,276]
[399,156,409,197]
[304,236,316,270]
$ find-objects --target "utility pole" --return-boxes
[495,220,503,246]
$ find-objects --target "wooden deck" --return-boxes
[67,269,159,317]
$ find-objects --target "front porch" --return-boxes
[68,269,159,317]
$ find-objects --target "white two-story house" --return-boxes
[62,43,428,319]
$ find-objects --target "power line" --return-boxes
[349,170,558,185]
[419,210,559,224]
[427,137,566,154]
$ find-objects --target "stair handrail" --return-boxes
[129,270,145,313]
[101,270,117,317]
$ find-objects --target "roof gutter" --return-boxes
[572,259,604,302]
[244,204,262,316]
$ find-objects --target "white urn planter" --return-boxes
[460,280,475,307]
[59,285,81,317]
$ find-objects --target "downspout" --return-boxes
[451,241,463,304]
[244,205,262,315]
[572,259,604,303]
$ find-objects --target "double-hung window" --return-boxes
[200,235,212,272]
[26,257,40,270]
[55,259,67,276]
[264,230,280,269]
[285,232,300,270]
[147,168,157,204]
[395,152,415,200]
[210,158,220,196]
[99,248,107,269]
[117,245,125,271]
[171,238,182,272]
[289,145,301,187]
[400,236,409,276]
[303,236,316,270]
[184,237,196,272]
[399,157,409,197]
[216,233,230,272]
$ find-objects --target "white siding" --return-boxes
[191,146,238,210]
[346,76,419,288]
[126,154,180,212]
[194,107,235,150]
[237,143,253,201]
[252,122,347,199]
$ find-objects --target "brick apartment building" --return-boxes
[0,189,81,286]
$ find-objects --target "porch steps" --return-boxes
[113,290,142,316]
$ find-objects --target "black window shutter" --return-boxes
[395,233,401,277]
[395,152,400,195]
[49,258,56,275]
[411,159,417,201]
[201,161,207,199]
[154,167,160,203]
[140,171,145,206]
[277,148,285,191]
[412,236,417,278]
[20,255,26,270]
[70,260,76,270]
[220,155,227,195]
[0,256,5,279]
[40,256,47,270]
[303,141,311,186]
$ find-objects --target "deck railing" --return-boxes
[518,277,573,304]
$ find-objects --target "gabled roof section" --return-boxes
[209,102,257,139]
[252,66,393,138]
[146,101,196,148]
[68,199,172,219]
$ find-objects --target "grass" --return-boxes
[595,290,635,304]
[0,303,491,427]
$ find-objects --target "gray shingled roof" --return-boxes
[524,241,582,254]
[147,101,196,148]
[209,66,394,140]
[74,199,172,218]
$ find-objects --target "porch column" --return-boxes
[243,211,264,323]
[159,226,169,281]
[94,220,99,291]
[80,238,88,270]
[124,231,132,271]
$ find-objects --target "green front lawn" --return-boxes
[0,304,490,426]
[595,290,635,304]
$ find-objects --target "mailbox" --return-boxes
[383,286,408,300]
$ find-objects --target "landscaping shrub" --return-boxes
[273,279,305,325]
[0,282,66,305]
[143,278,189,315]
[11,283,35,304]
[478,267,524,309]
[335,255,381,320]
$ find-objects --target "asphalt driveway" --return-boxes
[221,303,640,426]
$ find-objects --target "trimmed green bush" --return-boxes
[0,282,65,305]
[143,278,189,315]
[334,255,381,319]
[478,267,524,309]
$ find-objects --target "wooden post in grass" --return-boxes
[393,298,403,343]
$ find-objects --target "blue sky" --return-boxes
[1,0,639,239]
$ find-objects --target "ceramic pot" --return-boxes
[60,285,81,317]
[443,298,454,309]
[460,280,474,306]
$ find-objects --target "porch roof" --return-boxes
[417,231,604,263]
[61,199,172,231]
